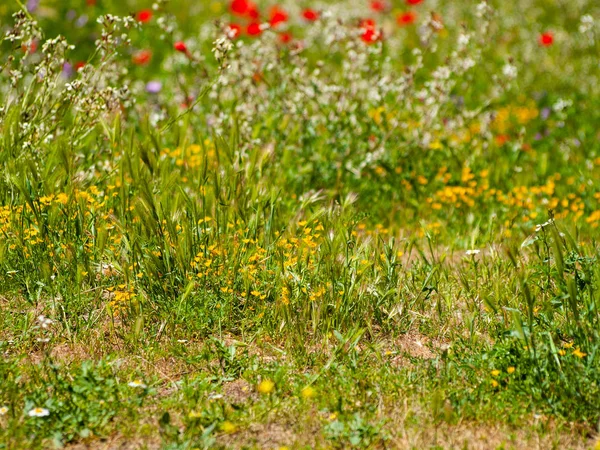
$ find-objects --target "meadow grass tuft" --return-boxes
[1,0,600,448]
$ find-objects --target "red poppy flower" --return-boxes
[132,49,152,65]
[86,0,96,5]
[279,32,292,44]
[230,0,250,15]
[74,61,86,71]
[397,11,416,26]
[361,29,380,43]
[360,20,380,44]
[269,6,288,28]
[539,32,553,46]
[247,5,260,19]
[180,95,194,109]
[370,1,386,12]
[227,23,242,39]
[174,41,188,53]
[137,9,152,23]
[495,134,509,146]
[406,0,423,4]
[360,19,376,30]
[231,0,260,18]
[302,8,319,21]
[21,40,37,53]
[251,72,264,84]
[247,22,262,36]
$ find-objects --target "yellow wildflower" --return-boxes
[257,379,275,395]
[220,421,237,433]
[301,386,316,399]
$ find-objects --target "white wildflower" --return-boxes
[579,15,594,34]
[502,63,518,79]
[552,98,572,112]
[128,379,147,389]
[535,219,554,232]
[37,315,53,329]
[28,407,49,417]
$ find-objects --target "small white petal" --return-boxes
[128,380,147,389]
[28,408,50,417]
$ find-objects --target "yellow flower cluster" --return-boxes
[106,285,136,315]
[161,141,217,170]
[493,104,539,134]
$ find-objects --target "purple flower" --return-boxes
[62,62,74,79]
[76,15,89,28]
[27,0,40,12]
[541,107,551,120]
[146,81,162,94]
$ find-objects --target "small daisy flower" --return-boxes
[465,249,481,256]
[28,407,49,417]
[128,379,147,389]
[0,406,8,416]
[37,315,53,329]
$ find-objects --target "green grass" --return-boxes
[1,0,600,448]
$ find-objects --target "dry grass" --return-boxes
[60,416,596,449]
